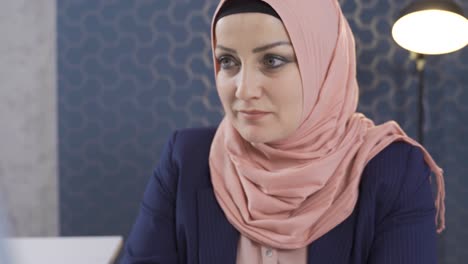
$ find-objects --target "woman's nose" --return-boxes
[235,68,262,100]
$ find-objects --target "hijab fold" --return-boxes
[209,0,446,250]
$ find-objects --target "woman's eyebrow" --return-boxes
[216,45,237,54]
[252,41,291,53]
[216,41,292,54]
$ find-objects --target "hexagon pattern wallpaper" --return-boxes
[57,0,468,262]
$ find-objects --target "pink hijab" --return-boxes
[208,0,445,250]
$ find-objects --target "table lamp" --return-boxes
[391,0,468,143]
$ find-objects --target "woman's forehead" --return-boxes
[214,13,291,45]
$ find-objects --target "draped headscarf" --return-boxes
[208,0,446,250]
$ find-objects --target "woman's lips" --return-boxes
[238,110,271,120]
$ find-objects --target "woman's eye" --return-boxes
[262,55,287,68]
[217,56,238,69]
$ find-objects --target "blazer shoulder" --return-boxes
[168,126,218,168]
[365,140,425,175]
[361,140,432,218]
[361,141,415,191]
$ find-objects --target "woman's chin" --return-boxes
[236,126,276,144]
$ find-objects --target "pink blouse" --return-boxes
[236,234,307,264]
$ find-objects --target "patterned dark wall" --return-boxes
[58,0,468,263]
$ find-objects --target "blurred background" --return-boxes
[0,0,467,263]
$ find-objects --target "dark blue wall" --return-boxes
[58,0,468,263]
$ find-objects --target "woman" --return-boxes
[121,0,446,263]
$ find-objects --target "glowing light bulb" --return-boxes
[392,9,468,54]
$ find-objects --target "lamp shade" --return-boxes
[392,0,468,55]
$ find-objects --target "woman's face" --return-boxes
[214,13,303,144]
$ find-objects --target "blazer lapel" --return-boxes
[306,209,356,264]
[197,188,239,264]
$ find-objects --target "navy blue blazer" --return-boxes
[121,127,438,264]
